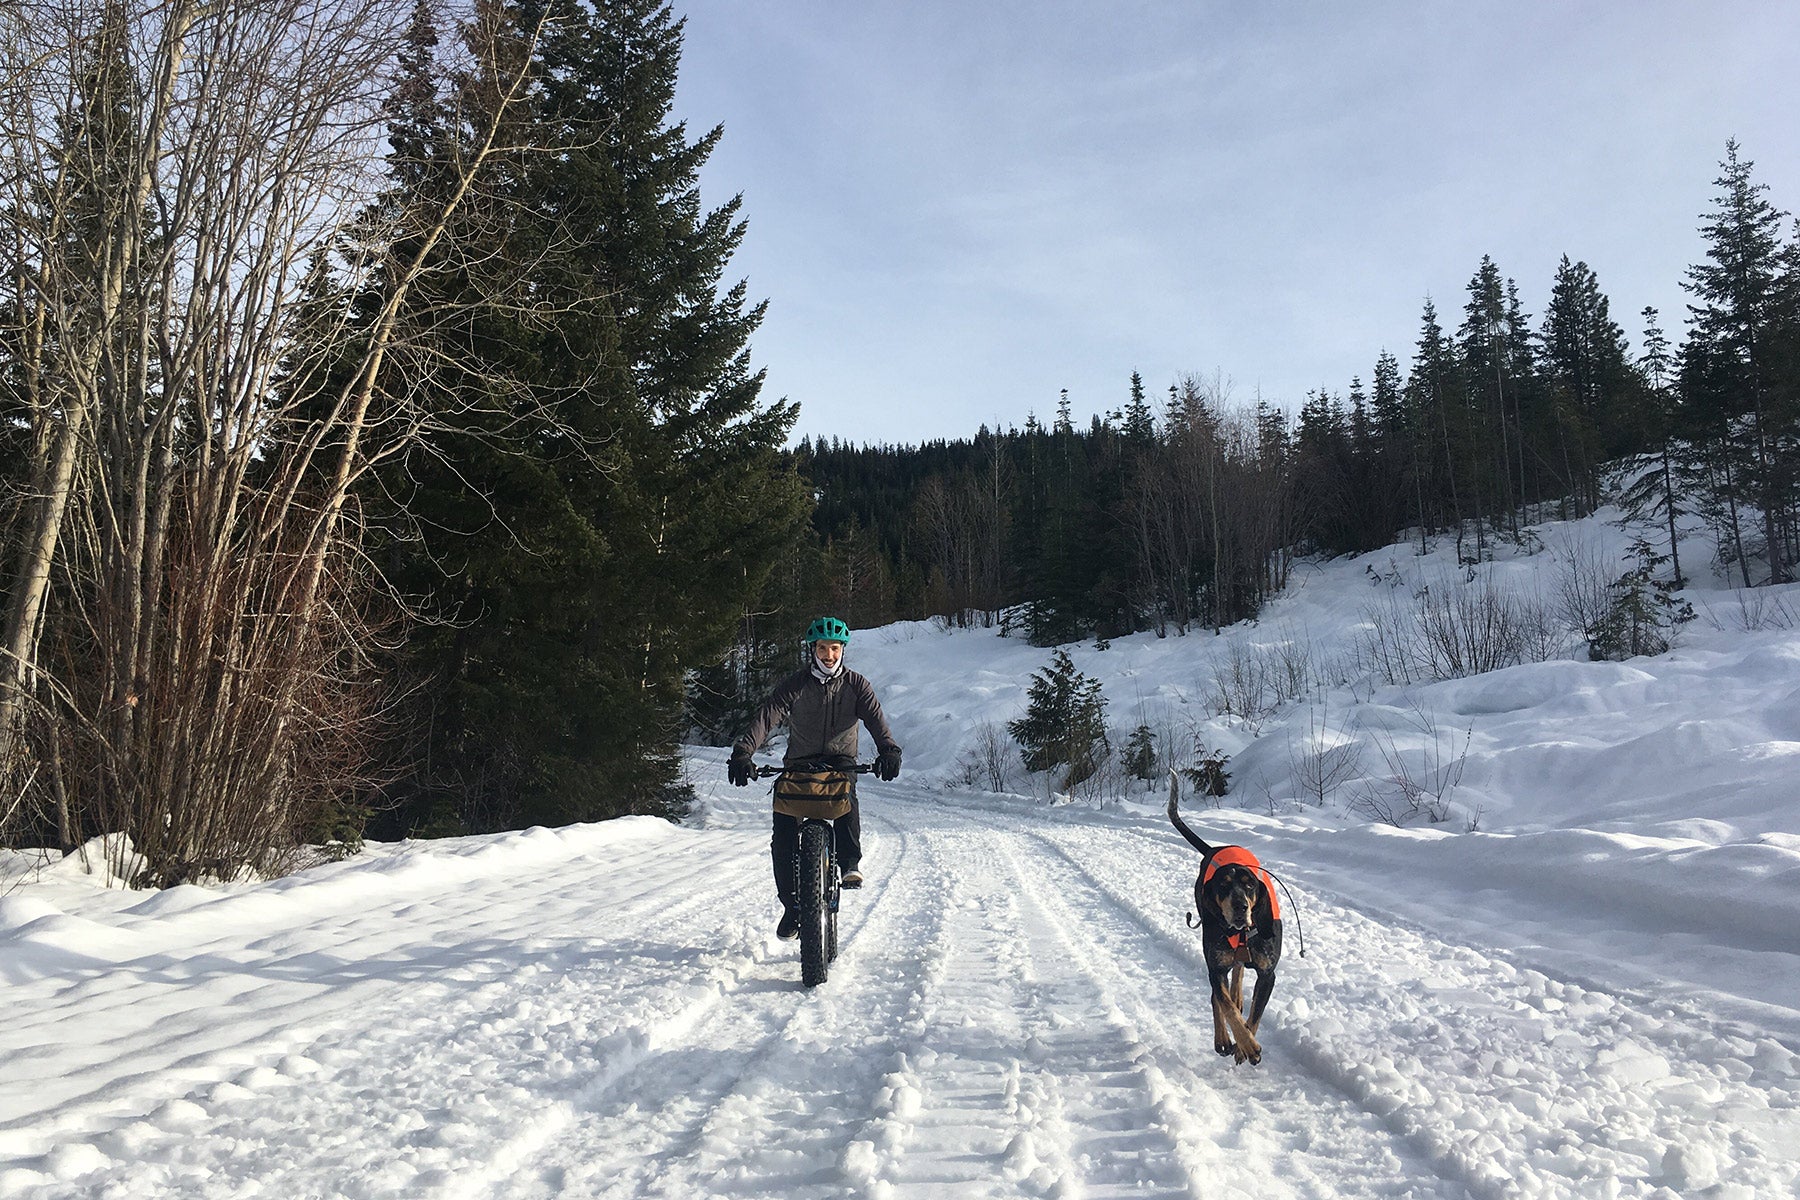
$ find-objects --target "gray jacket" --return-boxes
[734,666,901,765]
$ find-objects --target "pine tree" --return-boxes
[1008,650,1108,788]
[1024,409,1096,644]
[1540,256,1632,515]
[1163,383,1186,430]
[1123,724,1158,786]
[1372,350,1406,443]
[1587,538,1695,660]
[1123,371,1155,444]
[1617,307,1690,585]
[1501,278,1539,521]
[1370,348,1423,551]
[1680,327,1758,586]
[1295,389,1356,554]
[1347,376,1371,456]
[1682,139,1800,584]
[371,0,806,833]
[1458,256,1509,537]
[1406,298,1459,548]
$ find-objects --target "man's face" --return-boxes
[813,640,844,670]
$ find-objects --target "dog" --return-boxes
[1168,771,1283,1065]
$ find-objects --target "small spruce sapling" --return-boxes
[1180,741,1232,798]
[1123,724,1158,788]
[1588,538,1695,660]
[1009,650,1110,788]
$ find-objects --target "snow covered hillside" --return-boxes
[4,510,1800,1199]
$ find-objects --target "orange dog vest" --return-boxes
[1202,846,1281,921]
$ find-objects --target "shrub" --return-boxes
[1415,572,1528,678]
[1289,700,1361,808]
[1353,570,1532,684]
[955,720,1014,792]
[1348,704,1471,826]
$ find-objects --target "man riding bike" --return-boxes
[728,616,902,940]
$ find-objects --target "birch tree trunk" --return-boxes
[0,0,200,761]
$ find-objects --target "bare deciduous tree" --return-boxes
[1549,530,1617,646]
[0,0,547,882]
[912,468,1004,626]
[1125,375,1299,638]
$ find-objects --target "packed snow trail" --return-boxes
[485,799,1459,1200]
[6,776,1798,1198]
[1006,811,1800,1198]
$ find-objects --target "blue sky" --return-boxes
[671,1,1800,446]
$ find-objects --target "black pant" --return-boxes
[771,788,861,911]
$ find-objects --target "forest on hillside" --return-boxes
[3,1,1797,886]
[708,139,1800,741]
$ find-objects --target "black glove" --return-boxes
[728,752,753,787]
[875,748,901,782]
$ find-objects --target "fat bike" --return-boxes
[754,761,873,987]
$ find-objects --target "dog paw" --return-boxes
[1215,1040,1236,1057]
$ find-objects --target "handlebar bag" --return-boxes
[772,769,853,819]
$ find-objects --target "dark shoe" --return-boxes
[840,868,863,889]
[776,909,798,940]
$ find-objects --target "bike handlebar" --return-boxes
[752,762,876,779]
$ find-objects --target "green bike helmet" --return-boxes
[804,616,852,644]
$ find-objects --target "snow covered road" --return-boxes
[5,777,1798,1199]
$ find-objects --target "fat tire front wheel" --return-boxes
[797,822,832,987]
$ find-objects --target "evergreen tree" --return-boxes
[1008,650,1108,788]
[1370,348,1423,550]
[1406,298,1459,546]
[371,0,806,833]
[1123,371,1155,444]
[1682,139,1800,584]
[1372,350,1406,443]
[1540,256,1632,514]
[1347,376,1372,457]
[1024,402,1098,645]
[1295,388,1356,554]
[1587,538,1695,661]
[1680,327,1758,585]
[1163,382,1186,429]
[1617,307,1691,585]
[1458,256,1510,537]
[1501,277,1540,519]
[1123,724,1158,787]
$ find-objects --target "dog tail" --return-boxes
[1168,769,1214,856]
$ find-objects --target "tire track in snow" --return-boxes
[901,795,1468,1200]
[851,819,1201,1199]
[973,801,1800,1199]
[480,811,955,1200]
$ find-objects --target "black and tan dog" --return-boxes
[1168,771,1283,1065]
